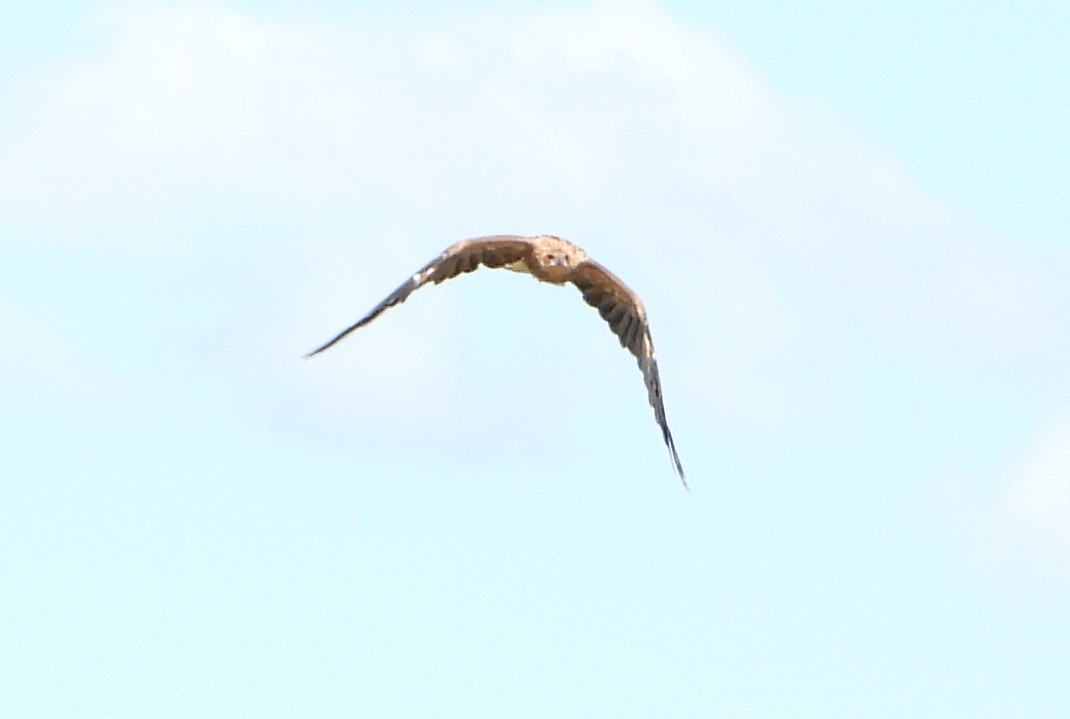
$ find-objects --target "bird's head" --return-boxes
[533,236,585,282]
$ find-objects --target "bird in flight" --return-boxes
[306,234,686,487]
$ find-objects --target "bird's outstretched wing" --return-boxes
[568,260,687,487]
[305,235,533,357]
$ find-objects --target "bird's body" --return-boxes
[307,234,686,487]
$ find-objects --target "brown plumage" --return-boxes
[306,234,686,487]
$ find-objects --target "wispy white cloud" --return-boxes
[950,411,1070,598]
[2,1,1068,461]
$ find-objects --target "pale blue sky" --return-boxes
[2,2,1068,716]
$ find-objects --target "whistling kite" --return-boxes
[306,234,686,486]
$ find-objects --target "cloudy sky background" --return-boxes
[2,1,1068,715]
